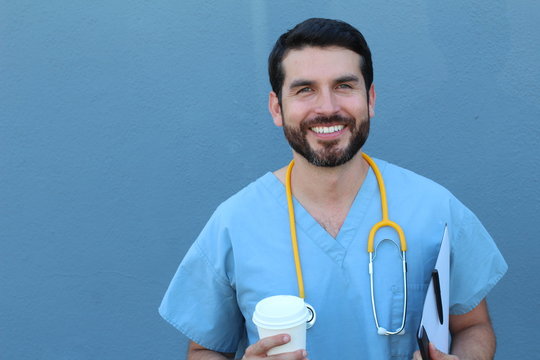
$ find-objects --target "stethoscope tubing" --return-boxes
[285,153,408,335]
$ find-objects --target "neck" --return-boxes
[274,151,370,238]
[289,152,369,206]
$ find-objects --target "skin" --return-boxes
[186,46,497,359]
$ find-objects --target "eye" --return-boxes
[297,87,313,94]
[337,83,353,89]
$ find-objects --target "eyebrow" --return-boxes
[335,74,360,84]
[288,74,361,90]
[289,79,314,89]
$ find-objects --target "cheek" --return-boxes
[285,102,314,122]
[353,102,372,119]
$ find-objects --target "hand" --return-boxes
[242,334,308,360]
[412,343,459,360]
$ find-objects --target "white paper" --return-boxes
[418,225,450,353]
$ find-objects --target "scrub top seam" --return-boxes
[193,241,231,287]
[159,310,239,354]
[449,270,507,315]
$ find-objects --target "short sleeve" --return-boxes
[159,241,244,353]
[449,204,508,315]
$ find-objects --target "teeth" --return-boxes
[311,125,344,134]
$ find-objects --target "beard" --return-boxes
[282,113,370,167]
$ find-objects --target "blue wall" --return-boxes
[1,1,538,359]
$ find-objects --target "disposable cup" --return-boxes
[252,295,308,355]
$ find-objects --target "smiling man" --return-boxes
[275,46,372,169]
[160,18,507,360]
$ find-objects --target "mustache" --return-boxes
[300,115,355,131]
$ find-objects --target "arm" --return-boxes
[448,299,495,359]
[187,335,308,360]
[188,341,234,360]
[413,299,496,360]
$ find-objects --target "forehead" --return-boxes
[281,46,363,84]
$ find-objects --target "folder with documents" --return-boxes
[417,225,450,359]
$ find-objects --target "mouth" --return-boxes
[309,124,347,139]
[310,124,345,134]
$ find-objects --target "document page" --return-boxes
[418,225,450,353]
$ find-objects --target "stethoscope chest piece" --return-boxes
[305,302,316,329]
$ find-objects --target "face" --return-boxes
[269,46,375,167]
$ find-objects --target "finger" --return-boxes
[428,343,458,359]
[268,348,308,360]
[411,349,422,360]
[245,334,291,356]
[429,343,443,359]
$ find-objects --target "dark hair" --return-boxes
[268,18,373,99]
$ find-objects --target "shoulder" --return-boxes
[373,157,475,227]
[214,172,282,219]
[376,158,455,198]
[187,172,283,278]
[195,171,283,246]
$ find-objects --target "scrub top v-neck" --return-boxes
[270,162,380,267]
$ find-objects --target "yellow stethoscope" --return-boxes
[285,152,408,335]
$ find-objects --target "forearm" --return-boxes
[450,322,496,360]
[188,350,232,360]
[188,341,235,360]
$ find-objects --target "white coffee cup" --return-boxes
[252,295,309,355]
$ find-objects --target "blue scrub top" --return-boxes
[159,158,507,360]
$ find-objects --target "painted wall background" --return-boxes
[1,1,538,359]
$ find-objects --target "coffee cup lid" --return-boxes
[252,295,309,330]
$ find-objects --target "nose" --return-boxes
[315,89,340,115]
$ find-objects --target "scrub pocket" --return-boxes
[390,283,427,359]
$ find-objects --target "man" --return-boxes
[160,18,507,360]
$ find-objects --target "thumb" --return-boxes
[429,343,444,359]
[429,342,457,359]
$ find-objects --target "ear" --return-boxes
[368,84,376,118]
[268,91,283,127]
